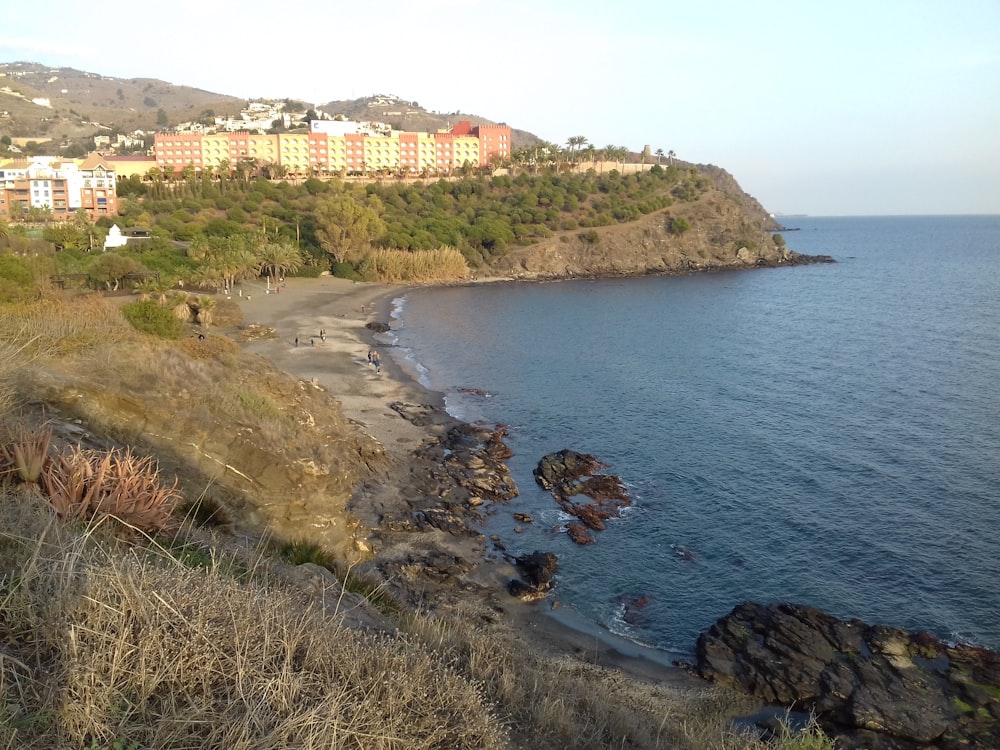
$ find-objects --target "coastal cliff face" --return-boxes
[489,165,799,280]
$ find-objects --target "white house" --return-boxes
[103,224,128,251]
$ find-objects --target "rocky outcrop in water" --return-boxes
[696,602,1000,749]
[533,450,630,545]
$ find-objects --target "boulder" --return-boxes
[696,602,1000,748]
[508,551,559,601]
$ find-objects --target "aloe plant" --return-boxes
[0,424,52,483]
[39,445,182,534]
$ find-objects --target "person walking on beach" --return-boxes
[367,349,373,364]
[294,336,299,347]
[372,351,381,374]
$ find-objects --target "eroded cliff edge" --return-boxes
[489,164,829,280]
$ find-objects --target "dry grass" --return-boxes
[0,296,133,360]
[401,607,767,750]
[358,247,470,283]
[0,343,18,418]
[0,490,507,750]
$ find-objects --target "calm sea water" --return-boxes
[380,216,1000,655]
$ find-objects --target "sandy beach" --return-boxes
[231,274,698,688]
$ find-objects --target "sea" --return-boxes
[377,215,1000,658]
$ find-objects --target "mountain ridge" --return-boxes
[0,61,538,147]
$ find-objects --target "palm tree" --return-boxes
[655,148,665,165]
[195,295,216,327]
[221,248,262,293]
[566,135,588,165]
[134,277,174,305]
[189,266,225,293]
[668,149,676,166]
[614,146,630,172]
[259,241,302,285]
[603,144,618,174]
[171,294,195,323]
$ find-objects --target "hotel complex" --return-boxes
[153,120,511,176]
[0,119,511,220]
[0,154,118,220]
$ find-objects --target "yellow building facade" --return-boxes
[153,120,511,177]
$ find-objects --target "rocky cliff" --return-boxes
[488,165,822,280]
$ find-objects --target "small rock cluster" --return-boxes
[533,449,631,544]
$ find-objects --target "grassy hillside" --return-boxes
[0,62,244,141]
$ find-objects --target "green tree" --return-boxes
[259,240,303,283]
[61,142,86,159]
[89,253,147,291]
[668,216,691,234]
[156,109,168,127]
[44,223,87,252]
[314,195,387,264]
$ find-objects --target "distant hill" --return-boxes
[321,93,540,148]
[0,61,244,141]
[0,61,540,148]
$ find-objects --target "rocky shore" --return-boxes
[232,275,998,749]
[233,276,699,688]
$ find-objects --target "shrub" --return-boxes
[289,263,326,278]
[0,255,33,285]
[277,538,337,568]
[578,229,600,244]
[669,216,692,234]
[0,423,52,483]
[329,261,360,280]
[121,299,184,339]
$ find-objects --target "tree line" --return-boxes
[0,161,709,297]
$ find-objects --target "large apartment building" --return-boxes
[0,154,118,220]
[154,120,511,176]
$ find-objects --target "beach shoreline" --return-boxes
[232,274,700,688]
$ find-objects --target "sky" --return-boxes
[2,0,998,216]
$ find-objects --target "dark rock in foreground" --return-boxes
[696,602,1000,749]
[508,551,558,602]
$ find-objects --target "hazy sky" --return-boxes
[2,0,998,216]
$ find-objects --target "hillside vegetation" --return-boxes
[0,161,793,298]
